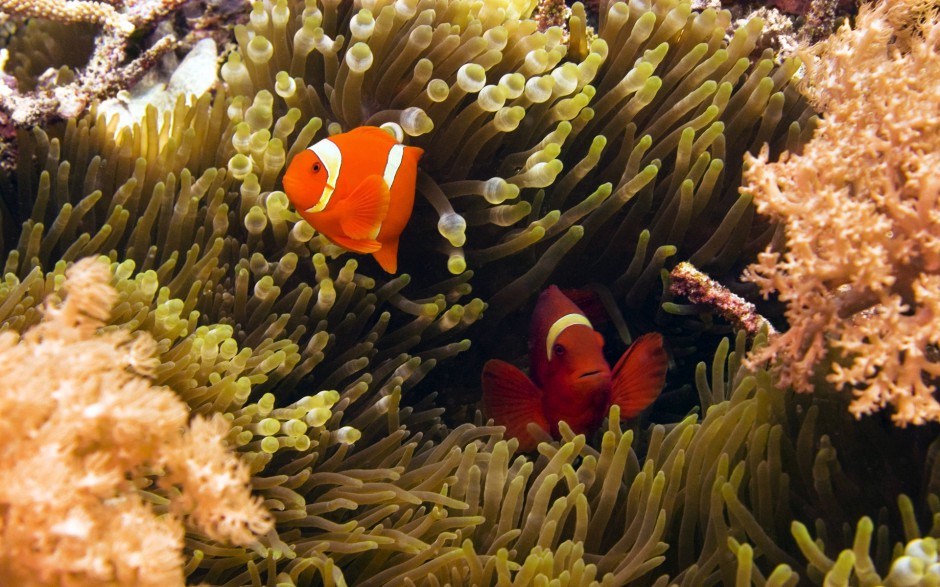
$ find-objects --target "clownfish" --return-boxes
[482,286,667,451]
[282,126,424,273]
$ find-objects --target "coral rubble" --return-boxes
[0,0,192,125]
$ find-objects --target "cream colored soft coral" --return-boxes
[0,258,271,586]
[744,0,940,425]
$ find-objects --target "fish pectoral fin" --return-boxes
[337,175,390,240]
[327,232,383,254]
[481,360,549,452]
[609,332,668,419]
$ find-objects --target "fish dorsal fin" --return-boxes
[609,332,667,418]
[337,175,390,240]
[481,360,549,452]
[403,145,425,164]
[349,125,398,143]
[561,287,610,327]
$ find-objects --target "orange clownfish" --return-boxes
[482,286,667,451]
[282,126,424,273]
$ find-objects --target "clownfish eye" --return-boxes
[554,344,565,357]
[312,163,321,173]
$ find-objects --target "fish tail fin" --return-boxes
[372,238,399,273]
[609,332,667,418]
[482,360,549,452]
[339,175,390,240]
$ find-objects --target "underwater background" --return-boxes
[0,0,939,585]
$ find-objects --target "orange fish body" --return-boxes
[282,126,424,273]
[482,286,667,451]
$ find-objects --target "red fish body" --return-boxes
[282,126,424,273]
[482,286,667,451]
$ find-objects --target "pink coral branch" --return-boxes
[670,261,776,339]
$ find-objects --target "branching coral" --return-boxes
[0,0,134,32]
[0,258,271,586]
[0,0,239,127]
[0,0,194,125]
[668,261,775,338]
[743,0,940,426]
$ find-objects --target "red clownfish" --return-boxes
[482,286,667,451]
[282,126,424,273]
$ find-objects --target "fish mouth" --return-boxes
[578,370,603,379]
